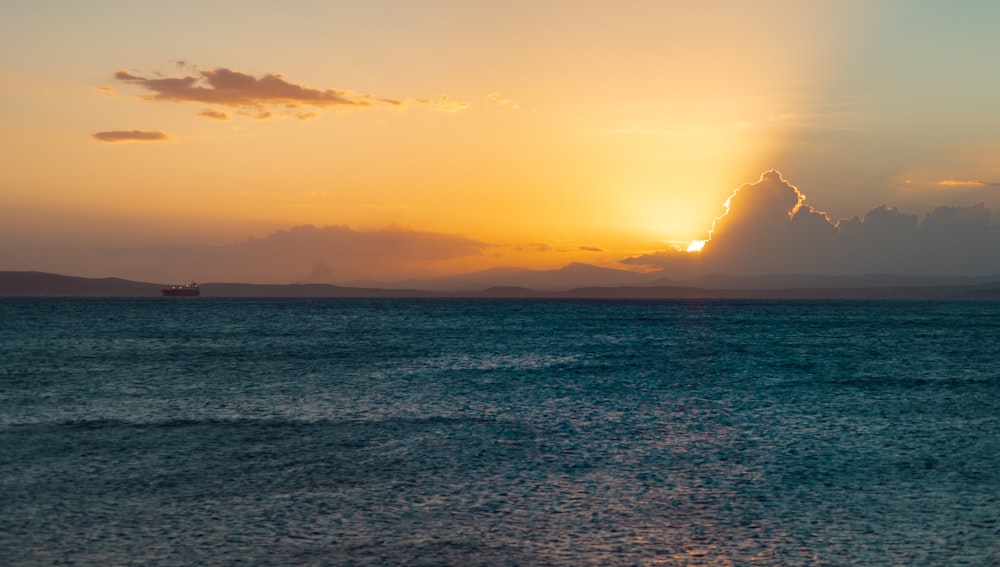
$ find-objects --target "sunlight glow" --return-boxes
[686,240,706,253]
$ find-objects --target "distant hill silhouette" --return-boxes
[2,270,999,299]
[0,272,431,298]
[0,271,163,296]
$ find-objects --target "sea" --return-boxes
[1,297,999,566]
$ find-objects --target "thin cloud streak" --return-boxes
[111,66,469,118]
[937,179,1000,187]
[488,92,521,110]
[114,68,378,108]
[197,109,230,120]
[92,130,169,142]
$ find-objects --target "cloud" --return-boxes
[114,67,383,109]
[623,170,1000,277]
[197,108,230,120]
[91,130,169,142]
[419,95,469,113]
[101,69,369,139]
[923,203,990,229]
[112,65,470,120]
[488,92,521,110]
[104,225,485,284]
[937,179,1000,187]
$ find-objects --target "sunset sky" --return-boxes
[2,1,999,284]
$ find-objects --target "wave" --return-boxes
[5,414,504,431]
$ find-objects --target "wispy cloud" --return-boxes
[91,130,169,142]
[197,108,230,120]
[937,179,1000,187]
[114,67,382,109]
[112,66,470,119]
[417,95,469,113]
[488,92,521,110]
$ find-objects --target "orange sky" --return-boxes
[2,1,1000,283]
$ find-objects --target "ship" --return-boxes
[161,282,200,297]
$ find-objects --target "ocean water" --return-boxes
[1,298,999,566]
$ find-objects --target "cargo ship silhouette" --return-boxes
[161,282,200,297]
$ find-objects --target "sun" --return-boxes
[686,240,706,253]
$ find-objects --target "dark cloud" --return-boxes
[105,225,485,284]
[92,130,169,142]
[623,170,1000,277]
[923,203,990,229]
[579,246,603,252]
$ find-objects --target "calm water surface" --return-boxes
[1,298,999,565]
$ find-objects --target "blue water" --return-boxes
[2,298,999,565]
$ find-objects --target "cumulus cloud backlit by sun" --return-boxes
[623,170,1000,277]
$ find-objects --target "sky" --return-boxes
[2,0,1000,284]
